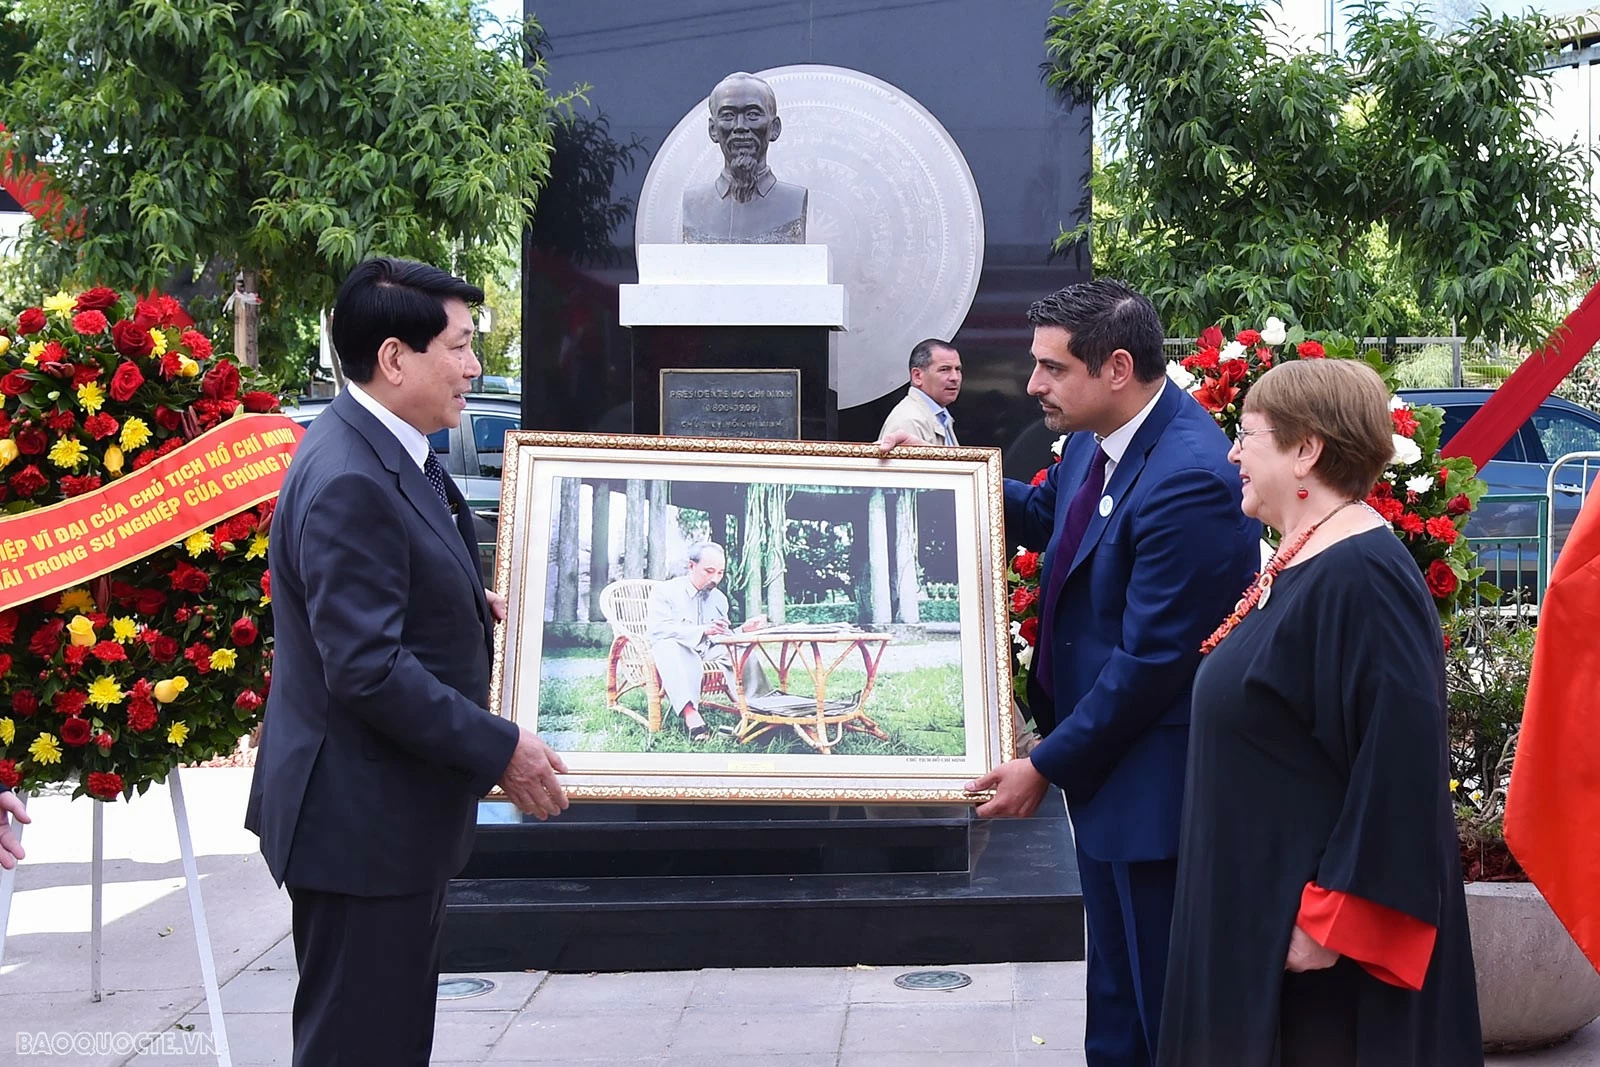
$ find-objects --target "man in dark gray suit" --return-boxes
[245,258,568,1066]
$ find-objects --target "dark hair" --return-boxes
[1244,360,1395,499]
[1026,280,1165,382]
[909,339,955,373]
[330,258,484,383]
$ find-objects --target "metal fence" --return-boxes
[1163,336,1519,388]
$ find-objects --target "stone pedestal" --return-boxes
[619,245,847,439]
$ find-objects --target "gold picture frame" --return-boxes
[489,432,1013,803]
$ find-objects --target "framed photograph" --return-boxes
[490,432,1013,803]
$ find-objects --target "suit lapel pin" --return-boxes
[1098,495,1113,517]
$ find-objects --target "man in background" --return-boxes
[878,339,963,446]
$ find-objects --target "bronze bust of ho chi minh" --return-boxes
[681,72,809,244]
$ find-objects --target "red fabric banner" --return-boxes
[0,414,302,613]
[1505,487,1600,973]
[1441,280,1600,470]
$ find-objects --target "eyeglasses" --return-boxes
[1235,427,1277,443]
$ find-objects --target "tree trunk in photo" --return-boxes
[765,493,788,624]
[894,490,920,624]
[867,488,892,625]
[588,479,611,622]
[648,480,669,579]
[849,496,870,625]
[624,479,647,579]
[233,268,260,369]
[554,477,581,622]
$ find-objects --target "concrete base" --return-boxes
[1466,881,1600,1051]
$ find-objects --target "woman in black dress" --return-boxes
[1156,359,1482,1066]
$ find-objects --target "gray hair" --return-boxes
[686,542,726,566]
[909,338,954,373]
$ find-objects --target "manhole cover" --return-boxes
[893,969,972,991]
[437,977,496,1001]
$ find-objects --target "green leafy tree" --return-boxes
[1046,0,1599,342]
[0,0,564,380]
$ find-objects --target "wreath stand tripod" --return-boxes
[0,768,233,1065]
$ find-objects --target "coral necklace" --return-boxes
[1200,500,1358,655]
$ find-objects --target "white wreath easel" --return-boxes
[0,768,233,1066]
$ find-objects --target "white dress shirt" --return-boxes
[1097,382,1167,484]
[346,381,430,471]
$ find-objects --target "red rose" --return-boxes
[1426,559,1459,599]
[1297,340,1326,359]
[0,760,19,789]
[1013,550,1041,580]
[12,690,38,717]
[235,689,263,711]
[1426,516,1460,545]
[0,609,16,644]
[130,587,168,616]
[127,700,157,732]
[60,716,92,747]
[1446,494,1472,517]
[61,475,103,498]
[54,689,87,717]
[110,319,155,358]
[74,287,120,312]
[9,465,48,497]
[14,426,47,455]
[242,390,279,413]
[1398,512,1425,536]
[231,617,259,646]
[182,330,214,360]
[1392,408,1419,436]
[1018,616,1040,646]
[149,634,180,663]
[92,640,127,663]
[109,360,145,402]
[16,307,46,335]
[169,561,210,593]
[43,409,75,432]
[1,369,33,396]
[1236,329,1262,346]
[71,363,102,389]
[261,570,272,599]
[1010,586,1038,615]
[154,403,183,430]
[202,360,240,402]
[86,770,124,799]
[71,310,109,335]
[83,412,119,440]
[1219,358,1249,386]
[132,299,164,330]
[29,618,65,657]
[1198,325,1224,349]
[1193,378,1239,413]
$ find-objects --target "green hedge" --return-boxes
[917,599,960,622]
[785,601,859,624]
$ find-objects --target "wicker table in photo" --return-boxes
[711,627,894,753]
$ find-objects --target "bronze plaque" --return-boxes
[660,369,801,440]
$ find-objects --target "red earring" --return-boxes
[1296,485,1309,499]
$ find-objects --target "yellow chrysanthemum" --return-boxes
[209,648,238,671]
[184,531,213,557]
[57,588,95,614]
[149,329,168,356]
[77,381,105,413]
[154,676,189,704]
[246,533,269,561]
[24,340,45,366]
[67,614,97,647]
[112,617,139,643]
[167,721,189,746]
[87,676,124,709]
[0,717,13,746]
[42,291,76,317]
[48,436,87,469]
[178,356,200,378]
[119,417,152,451]
[29,733,62,764]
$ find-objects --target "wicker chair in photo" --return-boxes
[597,579,739,734]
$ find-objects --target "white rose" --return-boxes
[1010,619,1022,638]
[1406,475,1433,494]
[1389,394,1407,411]
[1261,317,1288,346]
[1219,341,1247,364]
[1391,434,1423,467]
[1165,361,1196,391]
[1017,645,1034,669]
[1050,434,1068,458]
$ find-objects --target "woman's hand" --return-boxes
[1285,925,1339,972]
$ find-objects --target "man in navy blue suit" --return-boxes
[969,281,1260,1067]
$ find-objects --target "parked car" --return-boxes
[286,394,522,579]
[1399,388,1600,596]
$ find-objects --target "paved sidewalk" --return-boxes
[2,769,1596,1066]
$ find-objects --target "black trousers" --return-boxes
[288,885,446,1067]
[1279,959,1361,1067]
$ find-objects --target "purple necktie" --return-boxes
[1034,445,1109,699]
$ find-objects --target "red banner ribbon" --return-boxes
[0,413,303,612]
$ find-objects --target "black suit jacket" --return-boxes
[245,391,519,896]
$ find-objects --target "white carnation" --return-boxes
[1406,475,1433,494]
[1261,317,1288,346]
[1010,619,1022,638]
[1391,434,1423,467]
[1017,645,1034,669]
[1389,394,1407,411]
[1051,434,1068,458]
[1219,341,1248,364]
[1165,361,1196,390]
